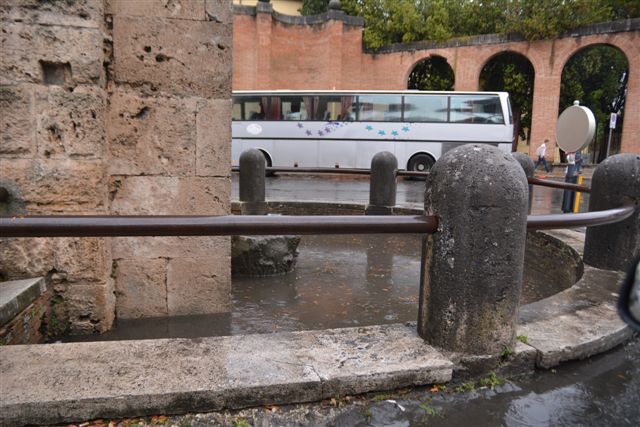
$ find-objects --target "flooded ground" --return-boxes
[67,173,588,342]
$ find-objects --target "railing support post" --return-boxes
[366,151,397,215]
[239,149,267,215]
[584,154,640,271]
[512,152,534,214]
[418,145,529,355]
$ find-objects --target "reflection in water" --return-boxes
[232,234,422,335]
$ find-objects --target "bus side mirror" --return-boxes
[619,258,640,332]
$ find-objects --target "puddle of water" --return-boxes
[63,233,566,342]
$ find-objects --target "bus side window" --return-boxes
[232,98,242,121]
[358,95,402,122]
[404,95,447,122]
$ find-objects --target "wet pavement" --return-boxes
[231,172,591,215]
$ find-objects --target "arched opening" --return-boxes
[407,55,454,91]
[559,44,628,164]
[479,51,535,153]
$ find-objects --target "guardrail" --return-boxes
[0,204,635,238]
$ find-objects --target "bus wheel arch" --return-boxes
[407,152,435,172]
[257,149,275,176]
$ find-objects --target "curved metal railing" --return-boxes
[0,204,635,237]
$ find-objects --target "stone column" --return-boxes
[239,149,267,215]
[512,152,535,213]
[418,144,529,355]
[584,154,640,271]
[366,151,397,215]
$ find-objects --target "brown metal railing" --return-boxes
[0,205,635,238]
[231,166,591,189]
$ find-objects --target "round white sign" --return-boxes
[246,123,263,135]
[556,102,596,152]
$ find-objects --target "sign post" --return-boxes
[556,101,596,213]
[606,113,617,158]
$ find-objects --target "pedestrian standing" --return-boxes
[535,139,550,173]
[575,150,583,174]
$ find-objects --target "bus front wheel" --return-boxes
[259,150,275,177]
[407,153,435,176]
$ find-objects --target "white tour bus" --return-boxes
[232,90,513,172]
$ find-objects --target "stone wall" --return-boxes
[1,0,233,334]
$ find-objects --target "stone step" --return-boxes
[0,323,453,426]
[518,266,631,368]
[0,277,47,327]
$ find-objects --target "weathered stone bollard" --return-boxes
[584,153,640,271]
[512,152,534,213]
[239,149,267,215]
[366,151,397,215]
[418,144,529,355]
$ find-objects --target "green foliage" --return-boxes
[500,345,514,360]
[232,420,251,427]
[299,0,330,15]
[479,52,534,143]
[454,382,476,393]
[419,399,440,416]
[335,0,639,49]
[408,55,454,91]
[479,372,505,390]
[559,45,627,158]
[517,335,529,344]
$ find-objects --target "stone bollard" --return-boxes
[366,151,397,215]
[512,152,534,214]
[584,154,640,271]
[239,149,267,215]
[418,145,529,355]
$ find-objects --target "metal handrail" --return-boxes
[231,166,591,190]
[527,205,634,230]
[0,205,635,238]
[527,176,591,193]
[0,215,438,238]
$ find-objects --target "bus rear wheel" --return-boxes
[407,153,434,178]
[259,150,275,177]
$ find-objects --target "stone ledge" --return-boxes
[518,266,632,368]
[0,277,47,327]
[0,324,452,426]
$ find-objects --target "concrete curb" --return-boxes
[0,324,452,426]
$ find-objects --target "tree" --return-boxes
[299,0,330,15]
[560,45,628,160]
[408,56,454,91]
[480,53,534,151]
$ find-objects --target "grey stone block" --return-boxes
[0,277,47,327]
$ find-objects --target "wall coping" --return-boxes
[367,18,640,53]
[233,4,365,26]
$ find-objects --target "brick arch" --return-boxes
[554,40,632,76]
[404,54,456,89]
[475,49,538,86]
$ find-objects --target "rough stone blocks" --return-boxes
[0,0,104,29]
[196,98,231,177]
[167,255,231,316]
[109,176,229,215]
[108,89,197,176]
[0,158,108,213]
[114,258,168,319]
[0,84,35,157]
[0,22,103,86]
[106,0,207,21]
[112,16,231,98]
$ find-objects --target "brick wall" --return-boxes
[232,9,640,157]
